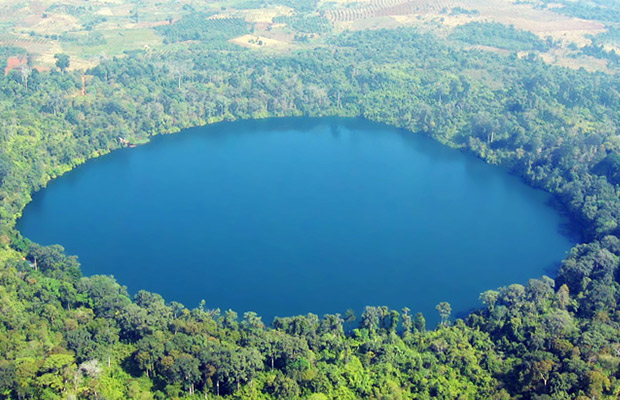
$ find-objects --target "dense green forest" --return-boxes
[2,22,620,399]
[155,15,252,46]
[540,0,620,23]
[448,22,548,52]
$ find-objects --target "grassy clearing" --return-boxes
[23,13,82,35]
[0,0,612,72]
[327,0,605,44]
[64,28,162,57]
[230,34,293,50]
[539,49,613,74]
[237,6,295,23]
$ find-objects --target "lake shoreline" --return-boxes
[18,117,578,325]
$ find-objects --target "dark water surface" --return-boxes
[18,118,576,325]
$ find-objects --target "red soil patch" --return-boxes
[4,55,26,75]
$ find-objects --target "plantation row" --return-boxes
[274,15,331,34]
[0,37,50,47]
[155,14,251,45]
[324,0,475,22]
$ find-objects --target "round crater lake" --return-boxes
[18,117,576,324]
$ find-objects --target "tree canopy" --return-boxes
[1,20,620,400]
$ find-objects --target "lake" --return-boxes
[18,117,576,325]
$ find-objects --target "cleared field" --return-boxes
[322,0,609,71]
[230,34,293,50]
[0,0,193,70]
[324,0,473,22]
[471,0,604,44]
[539,49,614,74]
[0,0,613,72]
[21,13,82,34]
[235,6,295,23]
[63,28,162,56]
[326,0,605,41]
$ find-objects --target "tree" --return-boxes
[344,309,357,323]
[233,348,263,390]
[320,314,344,336]
[500,284,526,307]
[170,353,200,395]
[528,359,555,389]
[361,306,382,335]
[36,354,77,396]
[54,53,70,72]
[169,60,193,89]
[586,370,610,397]
[265,373,300,400]
[386,309,400,333]
[471,112,498,143]
[135,333,165,378]
[0,360,16,398]
[27,244,81,282]
[436,302,452,327]
[242,311,265,331]
[414,312,426,333]
[556,284,571,310]
[543,309,575,338]
[402,307,413,336]
[21,66,32,90]
[480,290,499,312]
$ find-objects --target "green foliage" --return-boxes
[590,27,620,47]
[0,47,27,70]
[155,14,251,46]
[448,7,479,16]
[593,153,620,185]
[274,15,331,34]
[449,22,548,51]
[59,32,106,47]
[436,302,452,326]
[541,0,620,22]
[579,44,620,66]
[53,54,70,72]
[272,0,318,12]
[1,21,620,400]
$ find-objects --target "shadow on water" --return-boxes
[543,261,565,278]
[545,195,584,243]
[454,307,477,322]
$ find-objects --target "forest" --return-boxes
[1,4,620,399]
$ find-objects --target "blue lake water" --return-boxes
[18,117,576,325]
